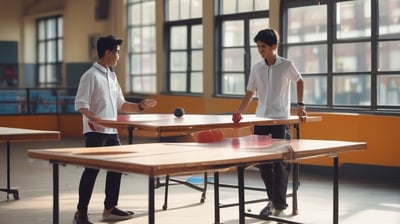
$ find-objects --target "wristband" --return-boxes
[297,102,305,106]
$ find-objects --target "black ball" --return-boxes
[174,107,185,117]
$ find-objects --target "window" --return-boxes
[282,0,400,111]
[165,0,203,94]
[36,16,63,87]
[216,0,269,95]
[127,0,157,94]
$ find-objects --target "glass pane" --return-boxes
[249,18,269,46]
[222,73,245,95]
[379,41,400,71]
[170,51,187,71]
[180,0,190,19]
[38,42,45,63]
[221,0,237,15]
[190,72,203,93]
[142,53,156,74]
[38,21,45,40]
[142,26,156,52]
[131,28,142,52]
[171,26,187,49]
[336,0,371,39]
[191,50,203,70]
[142,1,155,24]
[302,76,327,105]
[170,72,187,91]
[333,42,371,72]
[250,46,260,67]
[47,41,56,62]
[58,39,63,61]
[39,65,45,83]
[130,3,141,25]
[379,0,400,37]
[131,54,141,73]
[223,20,244,47]
[191,0,202,19]
[288,44,327,74]
[132,75,156,93]
[378,75,400,106]
[191,25,203,48]
[255,0,269,10]
[288,5,327,43]
[46,19,56,39]
[57,17,63,37]
[222,48,244,71]
[333,75,371,105]
[168,0,179,21]
[238,0,253,13]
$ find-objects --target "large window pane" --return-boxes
[167,0,202,20]
[333,42,371,72]
[220,0,269,14]
[304,76,327,105]
[288,45,327,74]
[223,21,244,47]
[336,0,371,39]
[191,50,202,70]
[222,48,244,71]
[378,41,400,71]
[379,0,400,37]
[190,72,203,93]
[171,26,187,49]
[333,75,371,105]
[170,52,187,71]
[191,25,203,48]
[249,18,269,46]
[170,73,187,91]
[378,75,400,106]
[287,4,327,43]
[222,73,245,95]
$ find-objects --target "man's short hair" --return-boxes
[97,35,123,58]
[253,28,280,46]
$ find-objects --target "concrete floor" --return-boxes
[0,137,399,224]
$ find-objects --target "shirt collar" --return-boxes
[93,62,110,74]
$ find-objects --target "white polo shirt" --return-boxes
[75,63,125,134]
[247,55,302,118]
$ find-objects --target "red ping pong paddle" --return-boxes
[197,129,224,143]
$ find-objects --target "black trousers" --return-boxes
[254,125,291,210]
[77,132,122,213]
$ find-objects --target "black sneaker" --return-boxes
[259,201,274,217]
[73,211,93,224]
[103,207,134,221]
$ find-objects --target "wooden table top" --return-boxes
[28,136,365,176]
[97,114,322,133]
[0,127,60,142]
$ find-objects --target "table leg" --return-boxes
[333,156,339,224]
[213,172,220,224]
[128,126,134,144]
[53,162,59,224]
[237,166,245,224]
[148,176,155,224]
[0,141,19,200]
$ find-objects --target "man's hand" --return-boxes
[232,112,243,124]
[297,107,307,122]
[140,99,158,109]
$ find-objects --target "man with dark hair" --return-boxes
[73,35,157,224]
[233,28,307,218]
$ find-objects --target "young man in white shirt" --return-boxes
[233,28,307,218]
[73,35,157,224]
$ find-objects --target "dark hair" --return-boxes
[97,35,123,58]
[253,28,280,46]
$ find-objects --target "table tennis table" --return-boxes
[27,136,366,224]
[97,113,322,212]
[0,127,60,200]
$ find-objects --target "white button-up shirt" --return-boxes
[75,63,125,134]
[247,55,302,118]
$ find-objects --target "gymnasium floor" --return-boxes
[0,137,399,224]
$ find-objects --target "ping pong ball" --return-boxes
[174,107,185,117]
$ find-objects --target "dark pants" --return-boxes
[77,132,122,213]
[254,125,291,210]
